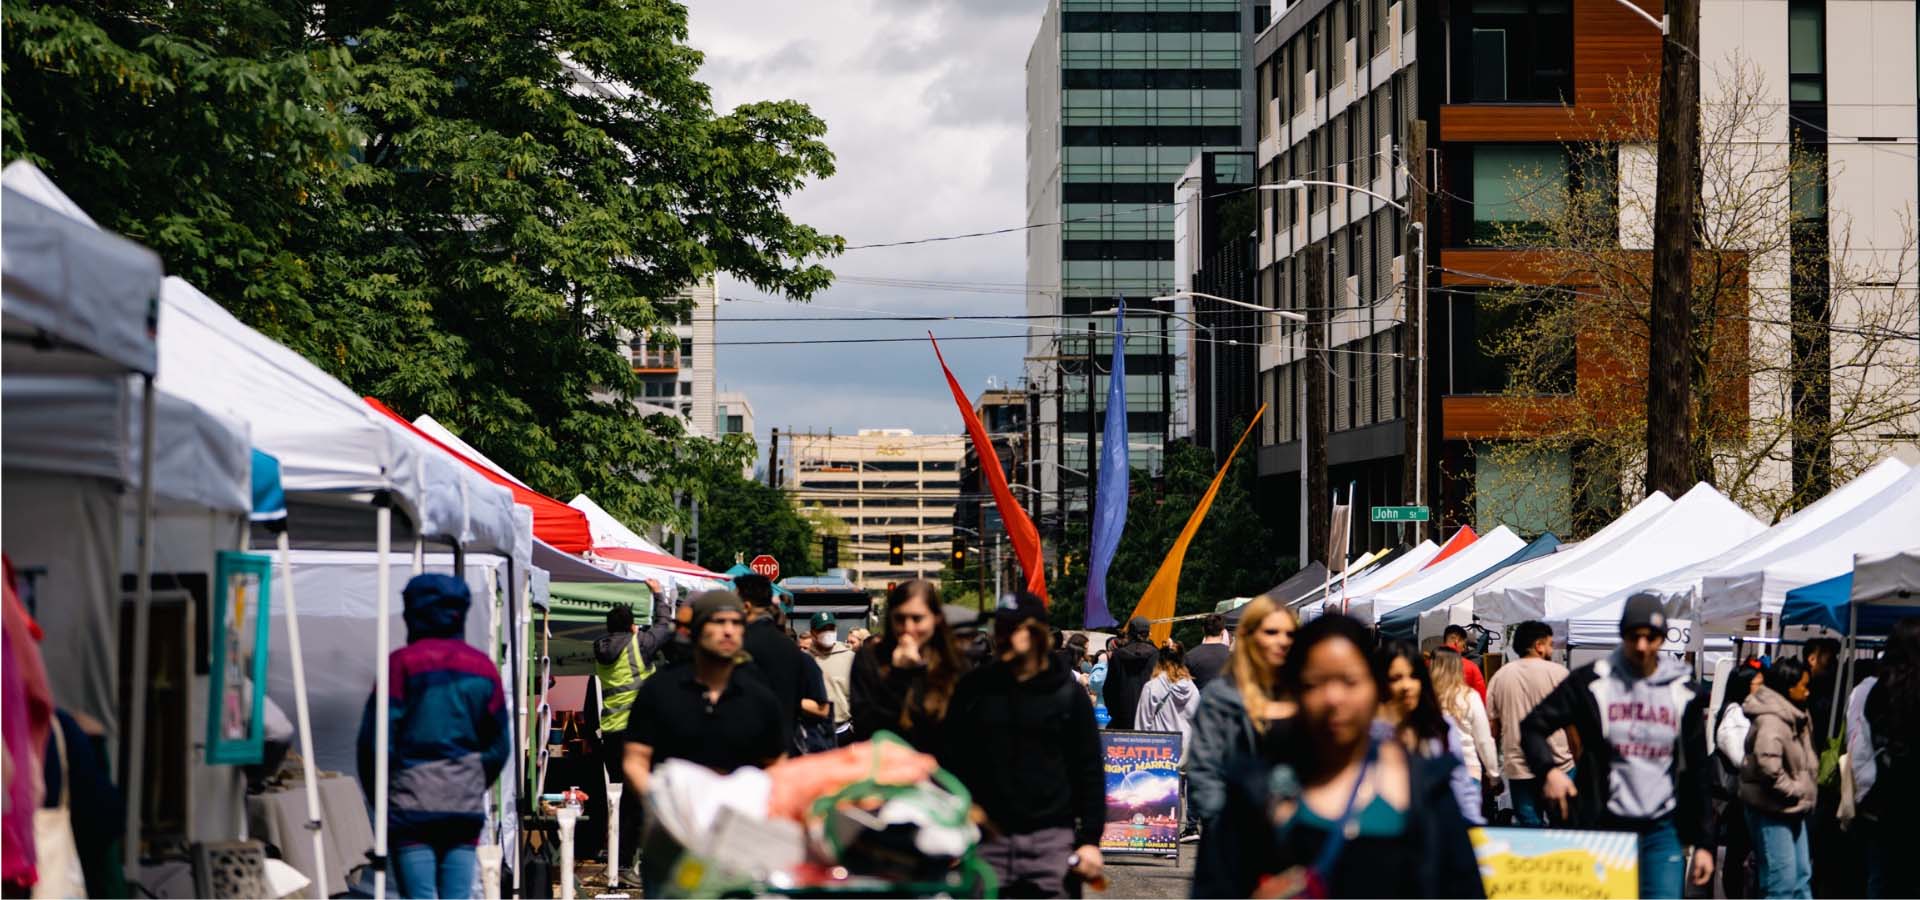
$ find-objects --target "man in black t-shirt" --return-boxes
[1186,614,1231,690]
[734,574,830,750]
[621,590,784,788]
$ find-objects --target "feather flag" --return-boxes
[1129,405,1267,645]
[930,334,1048,602]
[1085,299,1129,628]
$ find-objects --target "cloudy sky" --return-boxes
[686,0,1048,463]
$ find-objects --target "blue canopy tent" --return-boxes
[1378,533,1563,642]
[724,562,795,599]
[1782,548,1920,635]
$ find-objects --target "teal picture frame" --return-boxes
[206,551,273,765]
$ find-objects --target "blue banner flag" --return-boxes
[1085,299,1129,628]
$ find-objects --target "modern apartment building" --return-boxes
[626,276,717,436]
[783,430,965,590]
[1025,0,1267,516]
[1173,150,1262,455]
[1251,0,1916,553]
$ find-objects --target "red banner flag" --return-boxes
[929,334,1048,603]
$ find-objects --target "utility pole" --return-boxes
[1401,127,1429,542]
[1647,0,1701,495]
[768,427,781,488]
[1306,244,1330,567]
[1085,322,1098,515]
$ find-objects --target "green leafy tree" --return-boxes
[694,468,821,578]
[1048,441,1283,645]
[3,0,840,530]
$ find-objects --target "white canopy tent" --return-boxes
[1693,465,1920,629]
[1297,540,1440,618]
[156,276,526,898]
[1418,543,1575,644]
[1478,483,1765,632]
[568,493,728,594]
[1853,548,1920,607]
[2,162,161,376]
[1554,459,1913,648]
[1348,527,1528,625]
[1421,491,1676,638]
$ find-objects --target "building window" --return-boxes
[1788,0,1825,102]
[1473,445,1573,536]
[1464,144,1568,244]
[725,414,745,433]
[1060,11,1242,32]
[1446,289,1574,394]
[1450,0,1572,104]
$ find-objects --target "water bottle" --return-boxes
[561,785,587,813]
[1094,703,1111,729]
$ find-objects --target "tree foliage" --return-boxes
[3,0,841,530]
[1047,441,1283,644]
[693,467,821,578]
[1470,60,1920,530]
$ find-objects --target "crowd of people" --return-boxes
[355,569,1920,899]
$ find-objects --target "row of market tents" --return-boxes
[1227,457,1920,652]
[1,162,743,898]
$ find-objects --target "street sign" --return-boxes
[1370,505,1431,522]
[749,554,781,580]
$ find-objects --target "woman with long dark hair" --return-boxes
[1193,614,1483,898]
[1187,597,1297,827]
[1858,617,1920,897]
[1714,661,1763,899]
[848,580,965,752]
[1375,641,1482,824]
[1739,656,1816,899]
[1135,640,1200,746]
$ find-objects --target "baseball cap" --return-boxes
[994,592,1047,631]
[809,611,836,632]
[691,590,746,631]
[1619,592,1667,634]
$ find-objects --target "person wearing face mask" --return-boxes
[1739,657,1817,899]
[849,580,967,753]
[1521,593,1715,899]
[939,593,1105,898]
[1187,597,1297,831]
[1193,614,1483,899]
[1374,641,1483,825]
[805,612,857,747]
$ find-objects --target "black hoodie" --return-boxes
[1103,634,1159,729]
[938,657,1105,847]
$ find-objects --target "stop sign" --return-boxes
[749,554,781,581]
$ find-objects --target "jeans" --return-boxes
[1509,777,1547,826]
[392,841,478,899]
[1744,808,1810,899]
[1636,816,1685,900]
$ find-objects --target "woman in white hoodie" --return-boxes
[1135,641,1200,748]
[1432,647,1499,805]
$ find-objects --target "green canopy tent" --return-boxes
[545,580,655,675]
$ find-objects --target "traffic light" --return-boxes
[951,537,967,568]
[888,534,905,566]
[821,536,838,569]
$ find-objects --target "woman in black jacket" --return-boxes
[938,594,1105,898]
[1194,614,1484,899]
[848,580,965,752]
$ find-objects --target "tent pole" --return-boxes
[373,495,394,900]
[276,528,328,895]
[124,374,158,881]
[414,537,425,575]
[1829,605,1856,741]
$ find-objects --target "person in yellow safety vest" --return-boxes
[592,602,666,885]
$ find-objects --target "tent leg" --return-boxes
[374,497,394,900]
[124,375,158,881]
[1829,606,1856,740]
[413,537,425,575]
[278,529,329,897]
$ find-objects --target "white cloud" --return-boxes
[686,0,1046,456]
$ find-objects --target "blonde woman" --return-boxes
[1431,647,1499,804]
[1187,597,1298,827]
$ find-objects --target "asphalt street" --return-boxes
[1101,845,1196,898]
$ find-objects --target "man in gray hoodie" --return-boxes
[1521,593,1714,899]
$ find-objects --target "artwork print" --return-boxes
[205,551,273,765]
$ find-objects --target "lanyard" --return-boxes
[1311,736,1380,874]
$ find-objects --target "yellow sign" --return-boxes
[1471,827,1639,899]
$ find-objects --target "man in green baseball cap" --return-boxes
[804,611,856,747]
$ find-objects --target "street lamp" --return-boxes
[1259,179,1430,524]
[1089,305,1226,461]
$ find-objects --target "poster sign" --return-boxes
[1470,827,1639,899]
[1098,730,1182,855]
[206,551,273,765]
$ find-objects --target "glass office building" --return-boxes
[1026,0,1262,511]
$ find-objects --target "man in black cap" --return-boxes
[735,574,830,750]
[939,593,1105,897]
[1102,615,1159,729]
[1521,592,1714,899]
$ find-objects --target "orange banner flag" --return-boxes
[929,333,1048,602]
[1128,405,1266,645]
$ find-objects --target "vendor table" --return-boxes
[246,773,375,898]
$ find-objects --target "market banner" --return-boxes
[1469,827,1639,899]
[1127,405,1265,645]
[1085,298,1128,629]
[1098,730,1183,856]
[930,334,1048,602]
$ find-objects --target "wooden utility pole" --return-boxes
[1306,244,1331,567]
[1400,126,1429,542]
[1647,0,1701,495]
